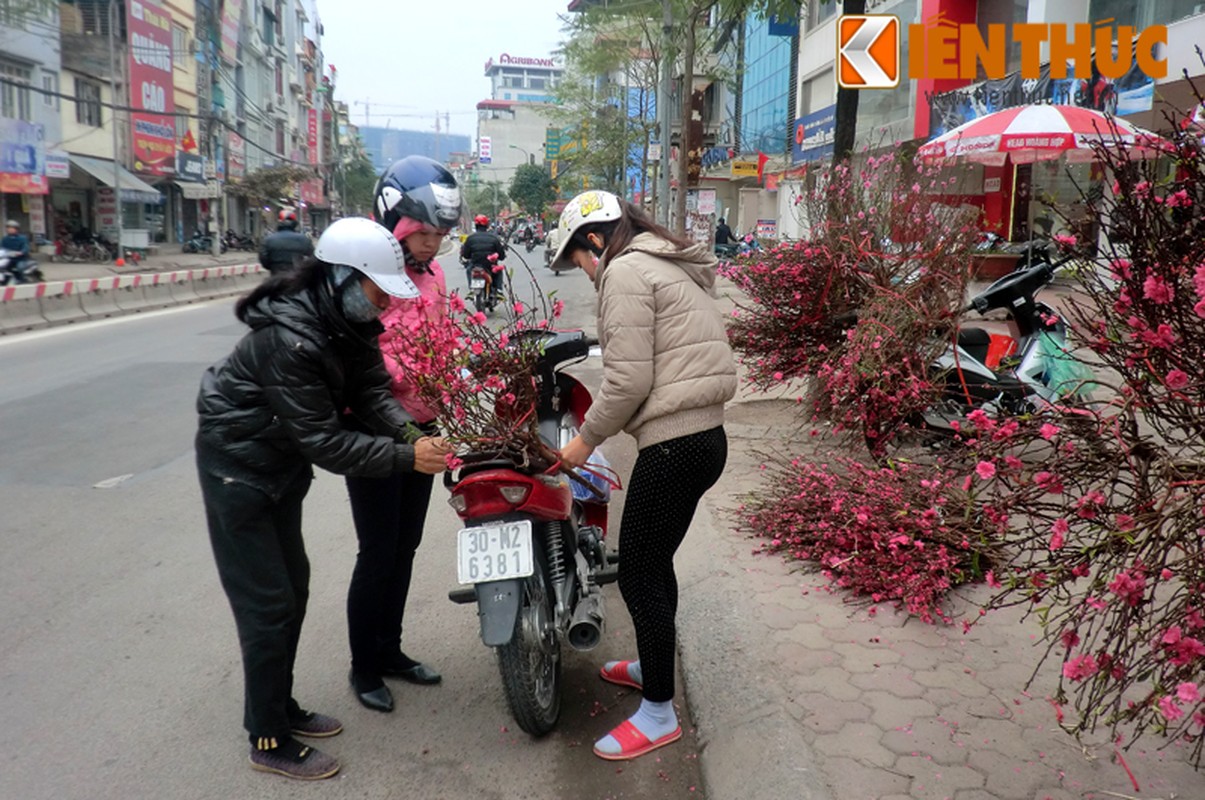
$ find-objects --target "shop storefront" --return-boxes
[52,155,163,248]
[174,152,221,241]
[0,118,50,245]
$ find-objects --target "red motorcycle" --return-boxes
[445,329,617,735]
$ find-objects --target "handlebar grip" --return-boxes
[582,336,600,348]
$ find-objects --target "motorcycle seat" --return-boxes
[956,327,992,365]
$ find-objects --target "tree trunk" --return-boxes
[830,0,866,168]
[673,10,698,236]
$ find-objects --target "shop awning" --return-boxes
[176,180,222,200]
[68,155,163,204]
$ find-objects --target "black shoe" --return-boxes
[349,669,394,712]
[382,661,442,685]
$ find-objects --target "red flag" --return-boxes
[756,151,770,183]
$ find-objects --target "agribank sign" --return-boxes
[499,54,556,67]
[837,14,1167,89]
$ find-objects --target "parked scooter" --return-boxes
[444,328,617,735]
[714,235,761,263]
[222,229,256,251]
[183,229,226,254]
[0,249,44,285]
[906,251,1088,442]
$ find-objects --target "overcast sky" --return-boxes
[317,0,569,140]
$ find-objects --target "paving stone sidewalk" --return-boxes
[672,280,1203,800]
[36,246,257,282]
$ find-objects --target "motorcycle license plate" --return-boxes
[457,520,533,585]
[470,278,486,289]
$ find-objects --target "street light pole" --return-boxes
[508,144,532,165]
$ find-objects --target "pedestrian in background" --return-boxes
[550,191,737,761]
[258,209,314,275]
[340,156,464,713]
[196,217,448,781]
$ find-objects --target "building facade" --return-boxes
[0,1,64,245]
[483,53,563,104]
[776,0,1205,241]
[472,52,564,197]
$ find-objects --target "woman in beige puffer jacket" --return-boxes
[552,191,737,761]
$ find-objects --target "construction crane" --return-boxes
[351,100,417,128]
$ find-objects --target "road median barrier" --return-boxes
[40,280,92,326]
[140,272,177,309]
[112,274,154,312]
[1,263,265,335]
[166,270,202,304]
[77,277,124,319]
[0,282,51,333]
[193,265,242,300]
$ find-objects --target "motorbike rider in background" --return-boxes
[2,219,31,263]
[259,209,314,275]
[713,217,734,247]
[460,214,508,302]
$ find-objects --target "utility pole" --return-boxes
[656,0,673,228]
[108,0,124,263]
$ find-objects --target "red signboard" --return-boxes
[127,0,175,176]
[307,109,319,164]
[300,179,325,207]
[0,172,48,195]
[220,0,243,66]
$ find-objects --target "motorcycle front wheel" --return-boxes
[496,538,561,736]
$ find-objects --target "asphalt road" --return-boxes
[0,246,706,799]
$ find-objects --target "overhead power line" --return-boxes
[0,74,353,169]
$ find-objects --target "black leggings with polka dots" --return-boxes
[617,426,728,703]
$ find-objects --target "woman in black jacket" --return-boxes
[195,217,447,781]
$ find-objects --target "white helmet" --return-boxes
[549,190,623,272]
[314,217,419,299]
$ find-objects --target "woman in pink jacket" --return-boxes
[344,157,462,713]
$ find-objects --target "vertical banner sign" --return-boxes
[219,0,243,66]
[307,109,319,164]
[227,132,246,180]
[479,136,492,164]
[128,0,175,176]
[27,195,46,235]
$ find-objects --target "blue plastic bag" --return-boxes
[571,448,614,503]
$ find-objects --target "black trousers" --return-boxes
[344,469,436,675]
[198,462,313,740]
[617,427,728,703]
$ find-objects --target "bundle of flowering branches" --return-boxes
[385,261,568,472]
[963,104,1205,764]
[722,151,981,452]
[733,453,1001,624]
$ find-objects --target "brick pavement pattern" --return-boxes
[672,279,1204,800]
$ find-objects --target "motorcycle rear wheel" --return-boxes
[496,538,561,736]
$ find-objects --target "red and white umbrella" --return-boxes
[918,105,1167,167]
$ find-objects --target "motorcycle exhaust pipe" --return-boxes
[567,591,605,651]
